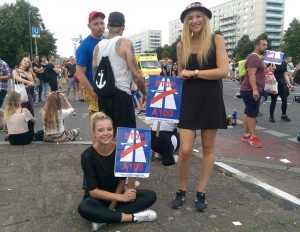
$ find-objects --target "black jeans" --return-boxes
[270,81,288,117]
[78,189,156,224]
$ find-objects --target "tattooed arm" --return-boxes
[123,39,147,101]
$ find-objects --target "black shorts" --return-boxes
[98,89,136,130]
[49,78,58,92]
[241,90,261,117]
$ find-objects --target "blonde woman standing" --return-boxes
[171,2,228,212]
[4,91,36,145]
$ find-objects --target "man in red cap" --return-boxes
[76,11,105,120]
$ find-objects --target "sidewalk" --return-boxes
[0,142,299,232]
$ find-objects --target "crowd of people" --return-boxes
[0,2,299,231]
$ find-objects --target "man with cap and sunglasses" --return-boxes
[92,11,147,130]
[76,11,105,120]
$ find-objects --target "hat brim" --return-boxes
[180,7,212,22]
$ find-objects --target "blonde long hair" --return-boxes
[90,112,113,132]
[181,11,212,67]
[4,91,21,119]
[21,57,40,85]
[41,93,61,131]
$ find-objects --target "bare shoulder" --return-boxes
[214,34,225,43]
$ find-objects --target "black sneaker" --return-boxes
[171,190,186,209]
[269,117,275,123]
[137,110,146,115]
[195,192,207,212]
[281,115,291,122]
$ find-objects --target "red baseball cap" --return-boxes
[88,11,105,22]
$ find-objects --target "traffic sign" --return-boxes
[145,75,183,123]
[32,26,40,38]
[115,127,151,178]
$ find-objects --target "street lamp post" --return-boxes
[28,7,33,59]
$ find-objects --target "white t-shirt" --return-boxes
[43,108,74,134]
[6,110,33,134]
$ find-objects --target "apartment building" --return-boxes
[126,30,162,53]
[169,0,285,57]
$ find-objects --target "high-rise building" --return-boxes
[168,0,285,57]
[126,30,162,53]
[169,19,183,45]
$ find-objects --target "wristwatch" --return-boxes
[194,69,199,77]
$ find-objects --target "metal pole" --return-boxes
[28,7,33,59]
[35,38,38,55]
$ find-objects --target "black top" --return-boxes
[32,62,43,80]
[65,63,76,77]
[274,61,287,82]
[81,146,125,201]
[46,63,57,82]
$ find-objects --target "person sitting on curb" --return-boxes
[78,112,157,231]
[151,121,179,166]
[4,91,36,145]
[41,92,80,142]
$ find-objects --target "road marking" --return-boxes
[263,130,289,137]
[215,162,300,206]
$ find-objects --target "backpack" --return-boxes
[238,59,247,79]
[93,41,117,97]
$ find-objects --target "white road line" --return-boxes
[263,130,289,137]
[287,138,300,143]
[215,162,300,206]
[256,125,266,130]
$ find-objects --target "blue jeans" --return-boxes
[42,82,49,101]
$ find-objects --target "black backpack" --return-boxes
[93,42,117,96]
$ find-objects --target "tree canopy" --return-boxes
[0,0,57,67]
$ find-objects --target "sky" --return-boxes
[2,0,299,57]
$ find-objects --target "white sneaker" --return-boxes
[173,155,178,163]
[133,209,157,223]
[154,153,162,159]
[125,178,141,188]
[91,222,105,231]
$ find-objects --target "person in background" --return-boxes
[41,92,80,142]
[65,56,78,99]
[269,55,295,122]
[285,55,294,82]
[151,121,179,166]
[0,58,12,108]
[32,54,44,103]
[41,55,49,101]
[171,2,228,212]
[78,112,157,231]
[4,91,36,145]
[240,38,268,147]
[76,11,106,119]
[46,54,60,93]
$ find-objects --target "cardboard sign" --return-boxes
[115,127,151,178]
[264,50,284,65]
[145,75,183,123]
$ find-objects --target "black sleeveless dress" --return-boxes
[178,44,227,130]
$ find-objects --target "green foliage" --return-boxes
[232,35,253,61]
[214,29,223,35]
[155,37,181,62]
[281,18,300,64]
[0,0,57,67]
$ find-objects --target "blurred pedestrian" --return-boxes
[0,58,12,108]
[65,56,78,99]
[32,54,44,103]
[171,2,228,212]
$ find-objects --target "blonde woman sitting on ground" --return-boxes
[41,92,80,142]
[4,91,36,145]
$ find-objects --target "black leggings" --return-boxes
[78,189,156,224]
[270,82,288,117]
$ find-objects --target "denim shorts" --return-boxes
[241,90,261,117]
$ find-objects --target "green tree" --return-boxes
[232,35,253,61]
[281,18,300,64]
[0,0,57,67]
[214,29,223,35]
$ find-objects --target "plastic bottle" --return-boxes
[232,109,237,126]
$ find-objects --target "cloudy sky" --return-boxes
[2,0,298,57]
